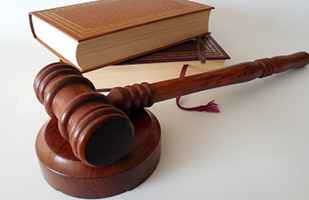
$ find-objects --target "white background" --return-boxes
[0,0,308,199]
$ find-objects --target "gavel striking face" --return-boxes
[34,52,309,167]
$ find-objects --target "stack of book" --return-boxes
[29,0,229,89]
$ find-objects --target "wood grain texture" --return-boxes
[108,51,309,111]
[34,62,134,167]
[36,109,161,199]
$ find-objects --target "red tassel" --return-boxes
[176,65,220,113]
[176,97,219,113]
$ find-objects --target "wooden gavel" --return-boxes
[34,51,309,167]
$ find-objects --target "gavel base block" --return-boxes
[36,109,161,199]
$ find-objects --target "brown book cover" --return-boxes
[29,0,214,72]
[29,0,213,41]
[84,35,230,90]
[119,35,230,65]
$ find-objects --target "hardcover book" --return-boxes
[29,0,214,72]
[84,35,230,91]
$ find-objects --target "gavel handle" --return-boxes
[108,52,309,112]
[153,51,309,102]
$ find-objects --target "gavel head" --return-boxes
[34,62,134,167]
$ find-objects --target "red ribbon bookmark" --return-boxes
[176,64,220,113]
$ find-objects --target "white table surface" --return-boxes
[0,0,308,199]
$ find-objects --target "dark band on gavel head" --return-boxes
[34,62,134,167]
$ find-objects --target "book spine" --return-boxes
[29,13,82,72]
[29,14,37,38]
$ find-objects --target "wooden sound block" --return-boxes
[36,109,161,199]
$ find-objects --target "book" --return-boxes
[84,35,230,91]
[29,0,214,72]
